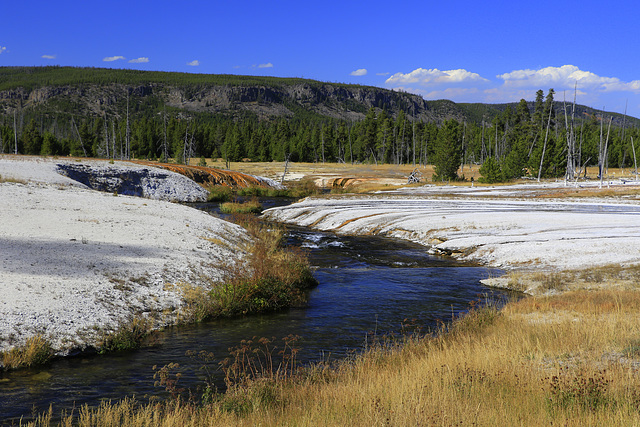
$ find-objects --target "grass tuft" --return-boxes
[208,180,319,203]
[1,335,53,370]
[0,173,28,185]
[209,218,317,317]
[207,185,234,202]
[97,317,154,354]
[219,198,263,214]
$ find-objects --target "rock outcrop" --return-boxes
[55,162,209,202]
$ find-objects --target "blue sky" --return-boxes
[3,0,640,117]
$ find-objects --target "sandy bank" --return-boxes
[0,157,248,357]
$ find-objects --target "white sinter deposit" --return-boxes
[262,187,640,271]
[0,156,249,357]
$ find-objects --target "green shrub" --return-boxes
[208,186,234,202]
[97,317,153,354]
[284,179,320,198]
[219,199,263,214]
[218,181,319,201]
[209,219,317,318]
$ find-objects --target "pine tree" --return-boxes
[432,119,462,181]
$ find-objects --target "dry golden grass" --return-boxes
[219,198,263,214]
[0,173,28,185]
[1,335,53,369]
[28,288,640,426]
[505,265,640,295]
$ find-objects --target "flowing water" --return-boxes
[0,201,512,424]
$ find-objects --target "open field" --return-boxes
[198,158,640,191]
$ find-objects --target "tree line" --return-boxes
[1,87,638,183]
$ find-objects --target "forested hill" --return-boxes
[0,66,453,123]
[4,66,633,126]
[1,66,638,179]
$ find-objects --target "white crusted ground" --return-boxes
[0,156,249,356]
[262,184,640,271]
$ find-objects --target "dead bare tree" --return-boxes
[162,103,168,162]
[13,109,18,154]
[183,120,195,165]
[125,90,131,160]
[631,136,638,180]
[537,104,554,182]
[412,104,416,167]
[480,117,487,163]
[71,116,88,157]
[281,153,292,184]
[460,121,467,176]
[0,123,3,153]
[564,83,578,182]
[102,119,109,159]
[575,120,585,179]
[111,120,117,160]
[321,123,325,164]
[599,115,613,188]
[620,101,628,169]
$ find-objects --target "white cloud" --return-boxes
[187,60,200,66]
[498,65,640,93]
[129,57,149,63]
[41,54,56,59]
[0,46,6,54]
[103,55,125,62]
[386,68,488,86]
[258,62,273,68]
[376,72,390,76]
[379,64,640,116]
[350,68,368,76]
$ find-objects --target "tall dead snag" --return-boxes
[599,115,613,188]
[125,89,131,160]
[537,105,554,182]
[111,120,117,160]
[321,123,325,164]
[281,153,291,184]
[565,83,578,182]
[103,119,109,159]
[412,104,416,167]
[13,110,18,154]
[183,120,194,166]
[71,117,88,157]
[631,136,638,180]
[162,104,168,162]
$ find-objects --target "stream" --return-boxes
[0,200,513,424]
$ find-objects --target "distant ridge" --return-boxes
[1,66,635,126]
